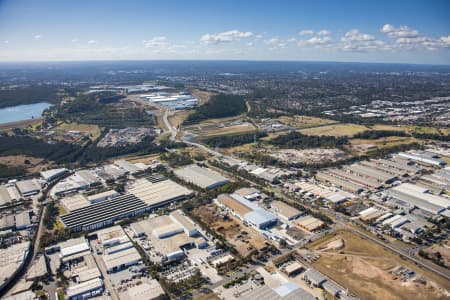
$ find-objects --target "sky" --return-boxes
[0,0,449,64]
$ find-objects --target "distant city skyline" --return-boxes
[0,0,449,64]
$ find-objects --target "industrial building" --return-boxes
[384,183,450,216]
[59,237,91,263]
[295,216,324,232]
[174,164,229,189]
[60,194,149,232]
[40,168,68,182]
[271,201,304,221]
[102,247,141,273]
[87,190,119,204]
[15,179,41,198]
[315,171,364,193]
[14,211,31,230]
[397,151,446,167]
[358,207,387,222]
[128,178,192,208]
[0,184,21,206]
[60,194,90,212]
[52,173,92,197]
[140,92,198,110]
[66,277,103,300]
[114,160,143,174]
[131,211,207,262]
[119,279,166,300]
[217,193,279,229]
[241,281,315,300]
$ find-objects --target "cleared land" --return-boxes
[191,89,216,106]
[55,122,102,141]
[370,124,450,135]
[183,120,256,137]
[193,204,268,257]
[349,136,419,154]
[0,155,48,173]
[307,230,450,300]
[300,123,369,136]
[277,115,337,129]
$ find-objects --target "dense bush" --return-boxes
[201,131,267,148]
[269,131,348,149]
[184,94,247,124]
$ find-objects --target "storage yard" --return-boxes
[97,127,160,147]
[269,148,349,165]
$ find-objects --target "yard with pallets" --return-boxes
[306,230,450,300]
[193,204,269,257]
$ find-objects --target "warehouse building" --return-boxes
[381,215,409,228]
[87,190,119,204]
[241,282,315,300]
[15,179,41,198]
[102,247,141,273]
[60,194,148,232]
[40,168,68,182]
[114,160,142,174]
[174,164,229,189]
[384,183,450,216]
[66,277,103,300]
[315,171,364,193]
[132,212,207,262]
[397,152,446,167]
[14,211,32,230]
[59,237,91,264]
[347,163,398,184]
[0,184,21,206]
[217,193,279,229]
[295,216,324,232]
[271,201,304,221]
[128,178,192,209]
[52,173,91,197]
[60,194,90,212]
[358,207,387,222]
[96,225,129,248]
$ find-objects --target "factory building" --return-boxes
[295,216,324,232]
[384,183,450,216]
[87,190,119,204]
[40,168,69,183]
[132,211,207,262]
[397,151,446,167]
[60,194,90,212]
[66,277,103,300]
[128,178,192,209]
[60,194,148,232]
[0,184,21,206]
[271,201,305,221]
[174,164,229,189]
[217,193,278,229]
[241,282,315,300]
[59,237,91,264]
[15,179,41,198]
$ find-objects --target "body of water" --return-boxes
[0,102,52,124]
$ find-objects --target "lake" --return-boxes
[0,102,52,124]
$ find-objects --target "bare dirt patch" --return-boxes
[193,204,268,257]
[308,230,450,300]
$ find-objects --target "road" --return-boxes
[162,112,450,285]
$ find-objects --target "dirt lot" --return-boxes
[55,122,102,141]
[300,123,369,136]
[0,155,48,173]
[277,115,337,129]
[307,230,450,300]
[193,204,268,257]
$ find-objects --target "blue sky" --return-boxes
[0,0,449,64]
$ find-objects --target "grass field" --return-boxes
[300,123,369,136]
[277,115,337,129]
[183,119,256,137]
[370,124,450,135]
[349,136,419,153]
[56,122,102,141]
[307,230,450,300]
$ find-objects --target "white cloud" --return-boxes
[4,40,8,44]
[381,24,419,38]
[246,42,254,47]
[143,36,167,48]
[87,40,97,45]
[317,30,331,36]
[299,30,314,36]
[305,36,332,46]
[341,29,375,42]
[34,34,42,39]
[200,30,253,44]
[440,36,450,46]
[71,38,79,43]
